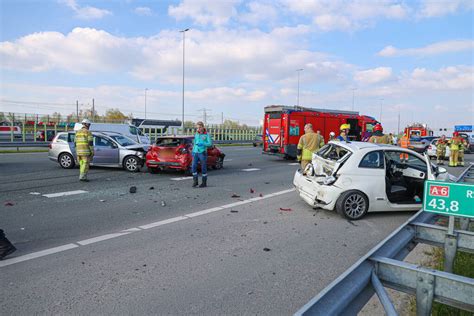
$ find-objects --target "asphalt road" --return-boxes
[1,147,472,315]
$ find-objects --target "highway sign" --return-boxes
[423,180,474,218]
[454,125,473,132]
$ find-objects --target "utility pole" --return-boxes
[221,112,224,125]
[92,98,95,122]
[144,88,148,119]
[296,68,303,107]
[197,108,212,125]
[379,98,384,123]
[351,88,357,111]
[397,110,401,135]
[76,100,79,120]
[180,28,190,130]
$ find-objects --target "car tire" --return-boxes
[123,156,140,172]
[213,156,224,169]
[59,153,75,169]
[336,190,369,220]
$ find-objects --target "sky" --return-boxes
[0,0,473,132]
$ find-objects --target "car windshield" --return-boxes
[108,135,136,147]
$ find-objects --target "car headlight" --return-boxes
[322,175,337,186]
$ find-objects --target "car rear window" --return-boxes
[156,138,181,147]
[316,143,351,161]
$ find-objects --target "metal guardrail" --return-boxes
[295,164,474,316]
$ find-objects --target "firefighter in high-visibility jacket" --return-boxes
[399,133,409,162]
[448,132,462,167]
[75,119,94,181]
[435,135,448,165]
[457,135,468,167]
[297,123,325,173]
[368,124,391,144]
[337,124,350,142]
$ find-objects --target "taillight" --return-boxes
[48,143,52,149]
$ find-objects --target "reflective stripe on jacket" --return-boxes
[75,128,93,156]
[297,132,324,161]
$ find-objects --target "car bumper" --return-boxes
[292,170,341,210]
[146,161,187,169]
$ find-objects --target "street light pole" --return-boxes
[144,88,148,119]
[180,28,189,131]
[296,68,303,107]
[379,98,384,123]
[351,88,357,111]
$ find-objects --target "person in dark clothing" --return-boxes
[0,229,16,260]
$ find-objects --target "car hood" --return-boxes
[125,144,148,152]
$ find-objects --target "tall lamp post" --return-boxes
[351,88,357,111]
[144,88,148,119]
[296,68,303,107]
[180,28,189,131]
[379,98,384,123]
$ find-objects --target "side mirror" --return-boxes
[111,143,118,149]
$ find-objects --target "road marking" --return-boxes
[0,244,78,268]
[241,168,261,172]
[42,190,88,198]
[170,176,193,181]
[225,159,233,162]
[0,188,295,268]
[77,232,133,246]
[288,163,300,166]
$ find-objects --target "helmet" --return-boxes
[373,124,383,132]
[329,131,335,136]
[453,131,459,137]
[340,123,350,131]
[81,119,91,125]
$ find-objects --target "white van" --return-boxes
[74,123,150,144]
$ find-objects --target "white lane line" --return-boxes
[0,244,78,268]
[77,232,132,246]
[241,168,261,172]
[288,163,300,166]
[0,188,295,268]
[170,176,193,181]
[139,216,188,229]
[42,190,88,198]
[225,159,233,162]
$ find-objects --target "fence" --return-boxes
[295,164,474,316]
[0,120,261,144]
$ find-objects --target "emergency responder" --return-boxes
[388,133,395,145]
[75,119,94,181]
[457,135,468,167]
[192,121,212,188]
[435,135,448,165]
[0,229,16,260]
[368,124,391,144]
[449,132,462,167]
[399,133,409,162]
[337,124,350,142]
[297,123,325,172]
[329,131,336,141]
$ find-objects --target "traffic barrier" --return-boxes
[295,164,474,316]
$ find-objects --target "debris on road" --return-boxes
[264,182,270,184]
[250,188,255,193]
[29,192,41,195]
[230,210,238,213]
[161,201,166,207]
[129,186,137,194]
[100,199,106,202]
[149,186,154,190]
[347,220,358,227]
[279,207,292,212]
[263,247,271,252]
[4,201,15,207]
[259,193,263,197]
[263,221,268,224]
[248,163,253,166]
[231,193,241,198]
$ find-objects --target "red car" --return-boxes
[146,136,225,174]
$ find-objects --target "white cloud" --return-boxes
[59,0,111,19]
[134,7,153,16]
[418,0,474,18]
[404,66,474,90]
[354,67,393,84]
[378,40,474,57]
[168,0,240,26]
[282,0,410,31]
[239,2,278,25]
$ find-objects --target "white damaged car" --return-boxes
[293,141,450,220]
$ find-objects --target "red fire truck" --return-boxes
[404,123,433,138]
[263,105,378,159]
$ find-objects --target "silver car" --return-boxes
[48,131,147,172]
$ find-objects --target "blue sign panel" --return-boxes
[455,125,473,132]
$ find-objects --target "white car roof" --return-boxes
[329,141,393,151]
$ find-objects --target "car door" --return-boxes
[93,136,119,165]
[357,150,389,211]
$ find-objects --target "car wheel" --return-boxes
[124,156,140,172]
[336,190,369,220]
[59,153,75,169]
[214,156,224,169]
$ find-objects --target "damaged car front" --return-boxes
[293,142,352,210]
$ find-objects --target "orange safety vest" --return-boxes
[400,136,409,148]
